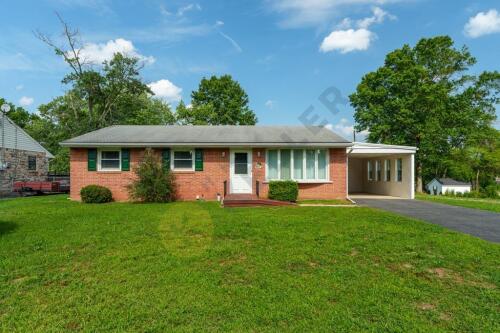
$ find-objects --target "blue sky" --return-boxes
[1,0,499,139]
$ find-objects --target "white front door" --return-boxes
[230,150,252,194]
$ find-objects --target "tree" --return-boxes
[350,36,499,192]
[0,98,38,129]
[31,15,175,172]
[177,75,257,125]
[445,128,500,190]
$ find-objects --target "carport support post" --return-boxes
[410,154,415,199]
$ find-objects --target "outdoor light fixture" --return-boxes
[221,151,226,157]
[257,151,261,157]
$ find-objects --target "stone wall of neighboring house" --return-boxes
[0,148,49,195]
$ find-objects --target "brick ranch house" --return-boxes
[61,125,416,201]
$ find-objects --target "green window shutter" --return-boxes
[195,149,203,171]
[88,149,97,171]
[162,148,171,171]
[121,149,130,171]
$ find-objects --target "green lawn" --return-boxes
[1,195,499,332]
[416,193,500,213]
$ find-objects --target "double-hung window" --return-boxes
[367,161,374,181]
[384,159,391,181]
[172,150,194,171]
[98,150,121,171]
[396,158,403,182]
[375,160,382,181]
[266,149,328,181]
[28,156,37,171]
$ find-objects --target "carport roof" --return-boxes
[348,142,417,156]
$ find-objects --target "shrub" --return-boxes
[127,148,175,202]
[80,185,113,203]
[483,185,499,199]
[268,180,298,202]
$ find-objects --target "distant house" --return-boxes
[426,178,472,195]
[0,114,54,196]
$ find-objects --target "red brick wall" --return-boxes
[70,147,346,201]
[70,148,140,201]
[172,148,229,201]
[70,148,230,201]
[253,148,347,200]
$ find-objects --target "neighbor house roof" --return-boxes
[435,178,471,186]
[1,115,54,158]
[60,125,352,148]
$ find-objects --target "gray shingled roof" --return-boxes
[60,125,352,147]
[437,178,471,186]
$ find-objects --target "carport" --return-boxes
[347,142,416,199]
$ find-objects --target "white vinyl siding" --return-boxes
[0,115,53,157]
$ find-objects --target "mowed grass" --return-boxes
[1,195,499,332]
[416,193,500,213]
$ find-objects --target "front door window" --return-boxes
[234,153,248,174]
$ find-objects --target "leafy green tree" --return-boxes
[350,36,499,191]
[175,101,216,125]
[178,75,257,125]
[31,16,176,172]
[445,128,500,190]
[0,98,38,129]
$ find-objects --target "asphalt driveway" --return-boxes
[355,198,500,243]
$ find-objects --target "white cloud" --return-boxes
[177,3,202,16]
[75,38,155,65]
[356,7,395,29]
[15,84,24,91]
[18,96,34,107]
[266,0,402,28]
[319,7,394,53]
[320,28,374,53]
[265,100,275,109]
[464,9,500,38]
[326,118,368,140]
[148,79,182,103]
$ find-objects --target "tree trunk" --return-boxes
[475,170,480,191]
[416,161,423,193]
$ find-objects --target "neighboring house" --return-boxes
[0,114,54,196]
[61,125,416,201]
[426,178,472,195]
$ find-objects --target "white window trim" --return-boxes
[97,148,121,172]
[265,148,330,182]
[384,159,391,182]
[171,148,195,171]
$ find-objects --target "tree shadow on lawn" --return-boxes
[0,221,18,236]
